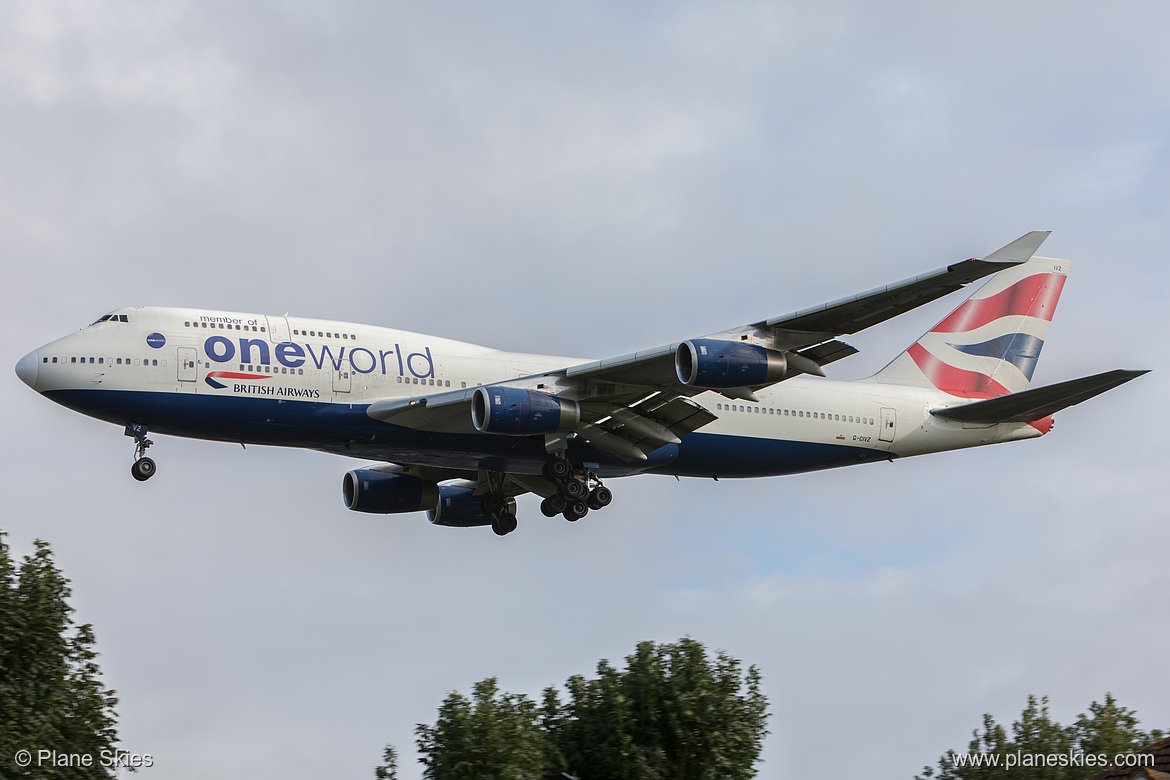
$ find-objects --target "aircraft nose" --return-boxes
[15,350,39,390]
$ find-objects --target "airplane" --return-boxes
[14,231,1147,536]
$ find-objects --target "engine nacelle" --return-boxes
[427,484,515,528]
[675,339,789,388]
[342,469,439,514]
[471,386,579,435]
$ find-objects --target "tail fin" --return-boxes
[867,243,1069,398]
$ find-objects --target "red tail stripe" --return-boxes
[907,343,1010,398]
[933,273,1066,334]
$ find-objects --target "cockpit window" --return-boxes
[89,314,129,325]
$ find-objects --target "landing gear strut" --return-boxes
[542,456,613,523]
[125,423,156,482]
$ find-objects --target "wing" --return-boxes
[561,231,1050,390]
[368,231,1050,462]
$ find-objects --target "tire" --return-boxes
[131,457,156,482]
[545,458,571,480]
[482,493,506,515]
[563,478,588,500]
[540,497,559,517]
[590,486,612,509]
[563,500,589,522]
[495,511,518,535]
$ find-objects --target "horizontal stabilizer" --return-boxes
[930,369,1149,423]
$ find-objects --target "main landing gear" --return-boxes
[538,456,613,523]
[480,492,518,536]
[125,423,156,482]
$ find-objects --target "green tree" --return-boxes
[548,637,770,780]
[1074,693,1164,759]
[917,694,1165,780]
[414,677,549,779]
[0,533,121,779]
[374,744,399,779]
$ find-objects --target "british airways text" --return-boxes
[203,336,436,378]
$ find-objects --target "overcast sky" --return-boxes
[2,1,1168,778]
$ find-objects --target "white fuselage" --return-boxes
[19,306,1045,480]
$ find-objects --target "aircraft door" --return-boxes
[266,316,290,343]
[177,348,198,382]
[333,367,351,393]
[879,407,897,443]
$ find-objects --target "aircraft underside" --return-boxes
[45,388,889,481]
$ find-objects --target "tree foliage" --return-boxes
[917,693,1165,780]
[0,532,121,778]
[415,677,548,780]
[409,637,769,780]
[374,743,399,779]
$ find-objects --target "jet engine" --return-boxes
[427,483,515,528]
[342,469,439,514]
[471,386,579,435]
[675,339,790,388]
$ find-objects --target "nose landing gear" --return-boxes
[125,423,157,482]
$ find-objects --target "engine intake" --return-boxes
[342,469,439,514]
[675,339,790,388]
[427,484,515,528]
[471,387,579,435]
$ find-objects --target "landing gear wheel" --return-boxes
[492,511,518,536]
[543,458,572,481]
[482,493,507,516]
[587,486,612,511]
[540,496,566,518]
[563,500,589,522]
[562,478,589,500]
[131,457,156,482]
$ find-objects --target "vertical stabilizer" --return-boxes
[865,250,1070,398]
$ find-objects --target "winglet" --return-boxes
[983,230,1051,264]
